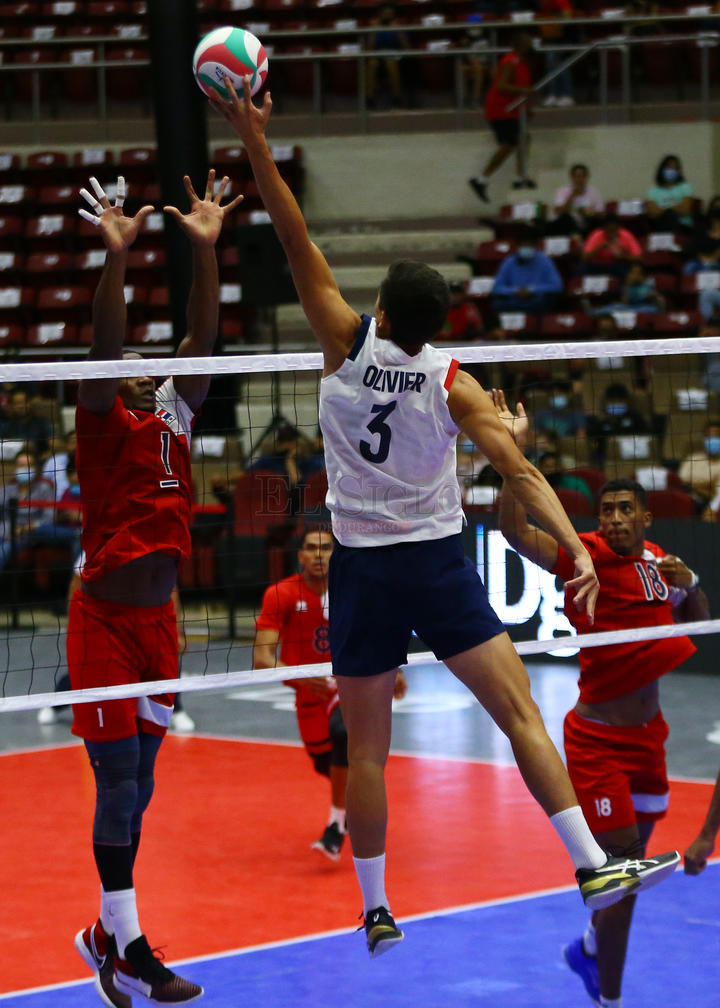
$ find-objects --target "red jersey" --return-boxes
[76,379,195,582]
[485,51,531,121]
[553,531,695,703]
[255,573,332,706]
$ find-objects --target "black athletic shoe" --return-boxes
[114,935,203,1004]
[75,920,131,1008]
[512,177,538,189]
[468,177,489,203]
[363,906,404,959]
[311,821,345,862]
[576,851,680,910]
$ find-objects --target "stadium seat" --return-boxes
[106,44,151,107]
[34,284,92,323]
[0,285,34,326]
[36,185,77,213]
[473,240,514,273]
[118,147,158,187]
[298,468,328,512]
[539,312,593,339]
[651,310,704,336]
[233,469,291,537]
[25,251,74,286]
[25,214,75,253]
[0,322,24,349]
[0,250,23,281]
[130,321,173,347]
[25,321,77,348]
[498,312,538,338]
[555,487,593,516]
[646,488,695,518]
[0,213,25,252]
[0,153,22,183]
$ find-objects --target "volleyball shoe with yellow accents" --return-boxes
[363,906,404,958]
[576,851,680,910]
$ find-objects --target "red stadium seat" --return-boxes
[650,310,704,336]
[474,239,514,273]
[539,312,593,339]
[497,312,538,338]
[25,321,78,348]
[233,469,290,537]
[0,250,23,280]
[646,489,695,518]
[0,213,25,251]
[25,214,75,252]
[118,147,158,187]
[555,487,593,516]
[0,322,24,348]
[25,251,74,285]
[130,321,173,347]
[36,184,77,213]
[299,469,328,512]
[34,284,92,322]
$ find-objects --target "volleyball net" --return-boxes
[2,331,720,713]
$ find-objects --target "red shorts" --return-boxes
[564,708,670,835]
[67,589,177,742]
[295,691,340,756]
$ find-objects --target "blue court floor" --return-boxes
[3,865,717,1008]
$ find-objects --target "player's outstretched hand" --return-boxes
[684,832,714,875]
[163,169,244,246]
[208,74,272,147]
[78,176,153,253]
[566,551,599,626]
[491,388,528,451]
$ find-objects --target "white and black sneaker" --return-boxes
[363,906,404,959]
[576,851,680,910]
[114,935,203,1004]
[311,821,345,862]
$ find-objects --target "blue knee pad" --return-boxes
[130,732,162,834]
[85,737,140,846]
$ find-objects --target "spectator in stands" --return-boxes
[0,387,52,456]
[366,4,410,109]
[581,212,642,278]
[468,31,536,203]
[42,430,76,500]
[678,418,720,512]
[538,0,576,108]
[646,154,695,232]
[596,262,665,315]
[534,379,587,439]
[0,448,80,571]
[438,281,483,341]
[537,450,594,508]
[683,209,720,276]
[458,13,489,108]
[250,422,325,515]
[548,163,604,237]
[491,226,563,315]
[586,383,650,466]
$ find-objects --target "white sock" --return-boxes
[104,888,141,958]
[599,997,623,1007]
[549,806,606,870]
[582,920,597,957]
[353,854,389,915]
[329,805,346,831]
[100,886,113,935]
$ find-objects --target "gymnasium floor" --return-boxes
[1,637,719,1007]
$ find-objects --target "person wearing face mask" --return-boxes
[491,225,563,315]
[645,155,695,232]
[534,380,588,439]
[586,383,649,467]
[678,419,720,512]
[0,447,72,570]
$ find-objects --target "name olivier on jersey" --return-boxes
[362,365,427,394]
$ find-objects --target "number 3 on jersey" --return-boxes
[360,400,397,464]
[159,430,180,489]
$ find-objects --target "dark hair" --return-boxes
[654,154,684,187]
[599,477,647,509]
[378,260,450,348]
[299,523,332,547]
[570,163,589,175]
[515,223,540,243]
[603,211,619,228]
[604,382,629,400]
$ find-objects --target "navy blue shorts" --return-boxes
[328,534,506,678]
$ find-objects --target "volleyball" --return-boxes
[192,26,269,100]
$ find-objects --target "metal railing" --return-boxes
[0,13,719,129]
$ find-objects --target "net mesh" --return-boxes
[2,335,720,713]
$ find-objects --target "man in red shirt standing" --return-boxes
[254,527,406,861]
[70,170,242,1007]
[468,31,535,204]
[497,392,708,1008]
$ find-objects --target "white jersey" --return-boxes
[318,315,464,547]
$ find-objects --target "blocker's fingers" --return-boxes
[78,207,101,226]
[114,175,126,208]
[79,187,103,213]
[89,176,108,205]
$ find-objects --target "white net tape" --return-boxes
[2,618,719,714]
[2,333,720,382]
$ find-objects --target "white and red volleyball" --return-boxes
[193,26,269,100]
